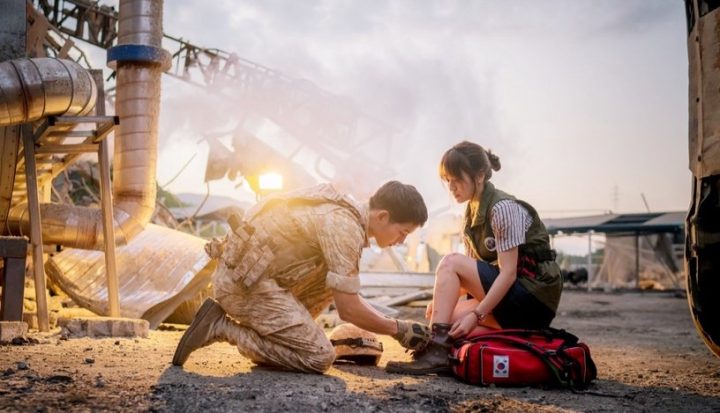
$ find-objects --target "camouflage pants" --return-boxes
[213,269,335,374]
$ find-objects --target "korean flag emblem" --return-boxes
[493,355,509,378]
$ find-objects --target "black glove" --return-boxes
[392,319,430,350]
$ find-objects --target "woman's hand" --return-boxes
[449,312,477,338]
[425,301,434,320]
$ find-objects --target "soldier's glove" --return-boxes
[392,319,430,350]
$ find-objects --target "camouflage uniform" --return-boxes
[206,184,368,373]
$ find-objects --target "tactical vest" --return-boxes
[463,182,563,312]
[206,184,365,289]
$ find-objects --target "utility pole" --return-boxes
[641,193,651,212]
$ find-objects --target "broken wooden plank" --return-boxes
[377,289,433,307]
[360,287,421,298]
[367,301,400,317]
[359,272,434,288]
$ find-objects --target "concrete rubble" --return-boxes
[57,317,149,338]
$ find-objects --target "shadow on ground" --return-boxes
[148,364,720,413]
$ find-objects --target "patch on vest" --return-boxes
[484,237,497,252]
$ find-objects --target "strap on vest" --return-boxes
[330,338,384,352]
[228,213,254,237]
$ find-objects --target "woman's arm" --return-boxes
[474,247,517,315]
[474,199,528,315]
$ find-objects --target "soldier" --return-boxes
[172,181,430,373]
[386,141,563,375]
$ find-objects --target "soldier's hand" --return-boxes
[391,319,430,350]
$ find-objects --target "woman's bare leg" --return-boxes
[451,298,501,330]
[430,253,501,329]
[430,253,484,323]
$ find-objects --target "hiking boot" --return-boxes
[385,323,453,375]
[172,298,230,366]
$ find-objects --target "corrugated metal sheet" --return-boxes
[544,211,685,235]
[46,223,215,328]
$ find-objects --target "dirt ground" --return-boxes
[1,289,719,413]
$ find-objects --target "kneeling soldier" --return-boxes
[173,181,430,373]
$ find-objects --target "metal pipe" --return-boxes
[106,0,169,245]
[5,0,169,249]
[1,57,100,249]
[0,57,96,127]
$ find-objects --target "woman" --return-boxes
[386,140,563,375]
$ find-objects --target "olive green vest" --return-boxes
[463,182,563,312]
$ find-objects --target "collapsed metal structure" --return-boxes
[0,0,216,330]
[5,0,163,250]
[0,0,397,330]
[0,55,99,331]
[35,0,397,183]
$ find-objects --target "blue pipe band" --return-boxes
[107,44,171,70]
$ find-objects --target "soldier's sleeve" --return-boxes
[315,209,365,294]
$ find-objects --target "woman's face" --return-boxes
[445,172,477,203]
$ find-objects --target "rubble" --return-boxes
[0,321,28,343]
[57,317,149,338]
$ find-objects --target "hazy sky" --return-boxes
[147,0,690,219]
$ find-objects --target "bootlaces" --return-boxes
[407,340,432,360]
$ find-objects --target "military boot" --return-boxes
[385,323,453,375]
[172,298,237,366]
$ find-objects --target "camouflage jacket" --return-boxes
[207,184,369,310]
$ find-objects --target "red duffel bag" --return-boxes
[449,328,597,389]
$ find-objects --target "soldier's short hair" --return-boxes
[369,181,428,226]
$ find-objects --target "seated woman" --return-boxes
[386,140,563,375]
